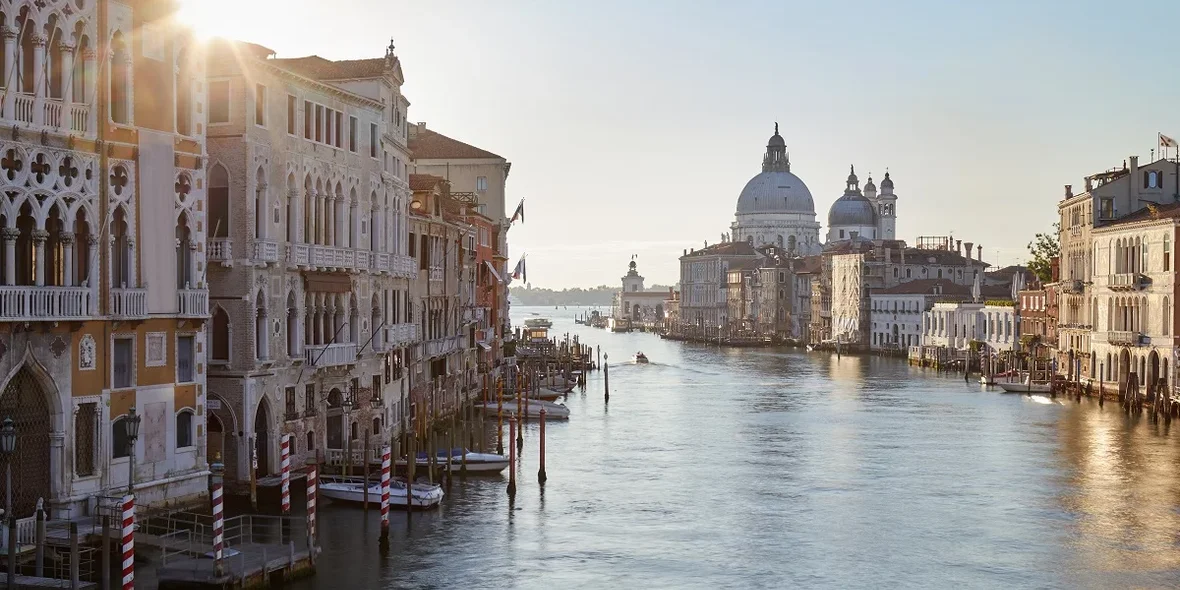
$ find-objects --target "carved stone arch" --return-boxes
[0,144,31,187]
[0,348,65,517]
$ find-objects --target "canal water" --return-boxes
[292,306,1180,589]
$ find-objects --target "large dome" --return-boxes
[736,170,816,215]
[828,193,877,227]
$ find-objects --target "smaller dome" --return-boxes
[846,164,858,186]
[864,175,876,192]
[828,193,877,228]
[768,122,785,147]
[881,171,894,190]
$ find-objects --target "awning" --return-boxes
[478,342,492,351]
[485,260,504,283]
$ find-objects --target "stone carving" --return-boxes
[50,336,67,358]
[145,332,166,367]
[79,334,96,370]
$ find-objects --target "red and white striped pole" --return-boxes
[211,458,225,578]
[379,445,391,546]
[306,461,318,548]
[281,435,291,513]
[121,494,135,590]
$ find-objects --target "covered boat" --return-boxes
[396,449,510,474]
[318,476,443,509]
[476,399,571,420]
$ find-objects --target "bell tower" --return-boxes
[878,171,897,240]
[622,257,645,293]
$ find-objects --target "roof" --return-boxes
[873,279,970,296]
[681,241,759,259]
[985,265,1032,281]
[270,56,388,81]
[408,126,503,160]
[409,174,446,192]
[727,259,759,273]
[1100,202,1180,227]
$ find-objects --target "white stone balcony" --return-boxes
[286,242,409,274]
[0,285,92,320]
[386,323,419,347]
[109,288,148,319]
[69,103,90,133]
[177,289,208,318]
[304,342,358,368]
[1109,273,1145,291]
[1108,331,1145,347]
[423,334,464,358]
[252,239,280,264]
[391,254,416,278]
[208,238,232,263]
[429,266,444,282]
[1,93,91,134]
[11,92,33,124]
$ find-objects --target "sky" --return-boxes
[179,0,1179,289]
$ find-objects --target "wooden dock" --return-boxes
[0,573,96,589]
[155,542,317,589]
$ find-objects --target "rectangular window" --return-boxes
[1166,235,1172,271]
[370,123,378,158]
[1099,198,1115,219]
[113,337,134,389]
[304,384,315,415]
[177,335,194,383]
[287,95,297,134]
[408,232,416,257]
[349,116,358,152]
[324,108,333,144]
[476,176,488,191]
[372,375,382,402]
[176,411,193,448]
[209,80,230,124]
[75,402,97,477]
[304,100,313,140]
[315,105,323,142]
[254,84,266,126]
[285,386,297,418]
[335,111,343,147]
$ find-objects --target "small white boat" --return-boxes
[633,352,649,364]
[540,376,577,390]
[997,380,1052,394]
[476,399,570,420]
[524,318,553,329]
[396,449,510,474]
[319,477,443,509]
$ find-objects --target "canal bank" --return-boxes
[275,306,1180,589]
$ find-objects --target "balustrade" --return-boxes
[12,93,33,124]
[207,238,232,262]
[304,342,358,368]
[69,103,89,133]
[0,285,91,320]
[252,239,279,263]
[1109,273,1145,291]
[110,287,148,318]
[1108,330,1145,346]
[43,98,63,128]
[177,288,208,317]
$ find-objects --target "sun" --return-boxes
[174,0,271,42]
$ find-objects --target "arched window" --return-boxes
[211,307,230,362]
[1164,297,1171,336]
[176,410,194,448]
[112,417,129,459]
[176,211,193,288]
[209,164,229,237]
[254,168,266,239]
[286,291,299,358]
[372,417,380,435]
[287,176,299,243]
[110,32,130,124]
[111,205,131,288]
[288,434,297,456]
[255,291,268,360]
[306,431,315,452]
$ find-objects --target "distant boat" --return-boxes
[525,318,552,329]
[633,352,649,364]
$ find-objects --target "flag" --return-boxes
[1161,133,1178,148]
[510,199,525,224]
[511,256,527,284]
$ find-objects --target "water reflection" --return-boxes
[291,307,1180,589]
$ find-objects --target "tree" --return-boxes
[1026,223,1060,284]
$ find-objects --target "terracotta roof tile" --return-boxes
[409,174,446,192]
[408,127,503,160]
[1102,202,1180,226]
[681,241,759,258]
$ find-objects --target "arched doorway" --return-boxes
[655,304,664,319]
[0,367,52,517]
[253,398,271,478]
[632,304,640,321]
[1119,349,1131,384]
[1148,350,1160,397]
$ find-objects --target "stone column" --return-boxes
[31,229,48,286]
[83,234,97,288]
[325,196,334,247]
[1,227,17,285]
[60,231,74,286]
[83,49,97,133]
[60,44,75,104]
[307,190,317,245]
[1,28,15,116]
[255,182,268,240]
[126,236,136,288]
[288,188,300,243]
[31,34,46,126]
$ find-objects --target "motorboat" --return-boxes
[396,449,510,475]
[318,476,443,509]
[540,376,577,391]
[525,318,553,329]
[633,352,649,364]
[997,379,1052,394]
[476,399,570,420]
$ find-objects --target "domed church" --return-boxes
[730,124,822,255]
[826,166,897,243]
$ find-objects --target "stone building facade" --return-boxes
[203,40,417,483]
[676,241,759,337]
[0,0,212,518]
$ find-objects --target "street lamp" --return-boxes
[125,407,141,496]
[342,394,354,478]
[2,416,14,587]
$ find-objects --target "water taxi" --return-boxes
[633,352,649,364]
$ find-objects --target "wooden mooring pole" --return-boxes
[507,414,517,497]
[538,406,547,484]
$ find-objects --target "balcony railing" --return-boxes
[109,288,148,319]
[429,266,444,282]
[1060,279,1084,294]
[69,103,89,133]
[304,342,358,368]
[386,323,418,347]
[391,255,415,278]
[208,238,232,262]
[253,239,279,263]
[1109,273,1145,291]
[1108,330,1145,346]
[12,93,33,124]
[0,285,91,320]
[424,334,464,358]
[44,97,63,128]
[177,289,208,318]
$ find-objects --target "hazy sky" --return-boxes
[184,0,1175,288]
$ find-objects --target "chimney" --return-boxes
[964,241,973,260]
[977,245,983,261]
[1064,184,1073,198]
[956,240,962,256]
[683,249,687,256]
[1130,156,1140,199]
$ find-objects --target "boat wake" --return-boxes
[1028,395,1059,405]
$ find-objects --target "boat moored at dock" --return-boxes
[318,476,444,509]
[476,399,571,420]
